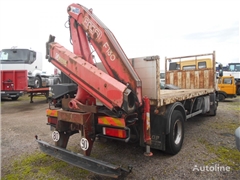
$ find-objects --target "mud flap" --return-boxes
[36,139,131,178]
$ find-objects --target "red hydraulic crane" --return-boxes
[36,3,218,178]
[46,3,142,115]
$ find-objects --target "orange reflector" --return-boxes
[98,116,125,127]
[103,127,126,138]
[46,109,58,117]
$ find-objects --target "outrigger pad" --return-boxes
[36,139,131,178]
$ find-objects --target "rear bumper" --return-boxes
[36,138,131,178]
[1,91,24,98]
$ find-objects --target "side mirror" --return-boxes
[219,69,223,77]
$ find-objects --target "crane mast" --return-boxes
[67,3,142,106]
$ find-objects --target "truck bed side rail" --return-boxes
[165,51,216,90]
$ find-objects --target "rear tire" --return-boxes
[34,76,42,88]
[237,87,240,95]
[218,93,225,102]
[211,109,216,116]
[165,110,184,155]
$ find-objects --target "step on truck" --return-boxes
[36,3,218,178]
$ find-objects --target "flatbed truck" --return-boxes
[36,3,218,178]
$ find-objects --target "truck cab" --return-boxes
[217,76,236,101]
[0,48,61,89]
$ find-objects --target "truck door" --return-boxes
[219,77,236,95]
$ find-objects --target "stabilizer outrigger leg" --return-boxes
[35,138,132,178]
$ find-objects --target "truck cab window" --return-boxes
[0,51,9,60]
[223,78,232,84]
[229,65,235,71]
[198,61,206,69]
[29,51,36,64]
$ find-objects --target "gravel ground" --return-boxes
[1,95,240,179]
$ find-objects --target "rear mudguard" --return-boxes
[36,138,132,178]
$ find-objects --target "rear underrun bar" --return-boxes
[36,138,132,178]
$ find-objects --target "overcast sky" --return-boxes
[0,0,239,72]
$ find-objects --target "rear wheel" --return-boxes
[34,76,42,88]
[165,110,184,155]
[237,87,240,95]
[218,93,225,102]
[210,109,217,116]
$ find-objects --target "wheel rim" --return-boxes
[35,79,40,88]
[173,119,182,145]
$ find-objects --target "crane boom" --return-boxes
[46,38,135,113]
[67,3,142,106]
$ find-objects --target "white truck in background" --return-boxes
[0,48,61,88]
[222,63,240,82]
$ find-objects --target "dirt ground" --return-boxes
[1,95,240,179]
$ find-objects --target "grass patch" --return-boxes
[231,106,240,111]
[21,94,47,101]
[210,122,239,132]
[199,139,240,170]
[2,152,89,180]
[225,99,240,111]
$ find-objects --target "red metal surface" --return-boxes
[142,97,151,144]
[47,116,58,125]
[103,127,127,139]
[57,110,94,156]
[0,70,28,91]
[49,43,128,111]
[69,16,94,104]
[26,87,49,93]
[67,3,142,106]
[68,98,97,113]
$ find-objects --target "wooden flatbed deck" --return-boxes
[151,88,215,107]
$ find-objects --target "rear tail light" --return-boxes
[102,127,127,138]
